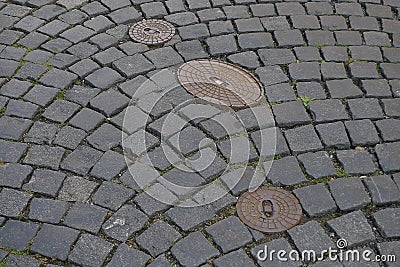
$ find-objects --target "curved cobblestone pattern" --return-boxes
[0,0,400,266]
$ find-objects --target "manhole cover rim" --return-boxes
[236,186,302,233]
[177,59,265,109]
[129,19,175,45]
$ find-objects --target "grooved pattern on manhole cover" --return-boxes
[129,19,175,45]
[237,187,302,233]
[177,60,264,108]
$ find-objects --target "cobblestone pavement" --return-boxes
[0,0,400,266]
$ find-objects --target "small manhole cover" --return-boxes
[178,60,264,109]
[237,186,302,233]
[129,19,175,45]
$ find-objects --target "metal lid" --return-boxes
[178,60,264,109]
[129,19,175,45]
[237,186,302,233]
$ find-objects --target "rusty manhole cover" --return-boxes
[129,19,175,45]
[237,186,302,233]
[178,60,264,108]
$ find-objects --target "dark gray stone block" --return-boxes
[294,184,336,217]
[329,177,371,211]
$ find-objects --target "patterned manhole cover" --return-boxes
[237,186,302,233]
[129,19,175,45]
[178,60,264,108]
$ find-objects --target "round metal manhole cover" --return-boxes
[237,186,302,233]
[177,60,264,109]
[129,19,175,45]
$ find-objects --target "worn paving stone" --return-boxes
[171,232,219,267]
[375,119,400,142]
[309,99,349,123]
[288,221,335,255]
[175,40,208,61]
[86,123,122,151]
[0,79,32,98]
[326,79,364,99]
[362,79,393,97]
[58,176,99,202]
[136,220,181,257]
[348,98,384,120]
[90,150,126,181]
[264,156,307,186]
[294,46,321,62]
[329,177,371,211]
[31,224,79,261]
[28,198,68,224]
[23,168,65,197]
[316,122,351,149]
[5,254,41,267]
[345,119,380,146]
[0,220,39,251]
[25,121,59,145]
[53,126,86,150]
[375,142,400,172]
[327,210,375,247]
[255,65,289,86]
[90,89,130,117]
[363,175,400,205]
[265,83,296,103]
[42,100,80,123]
[373,208,400,238]
[92,181,133,210]
[0,116,32,141]
[206,216,252,253]
[23,85,59,107]
[272,101,311,127]
[298,151,336,178]
[294,184,336,217]
[337,150,377,175]
[4,99,39,119]
[69,234,113,267]
[145,47,184,68]
[206,34,238,55]
[166,205,215,231]
[214,249,256,267]
[23,145,65,170]
[64,202,108,234]
[258,48,295,66]
[0,139,28,163]
[102,205,148,242]
[107,244,151,267]
[0,163,32,188]
[285,124,323,154]
[0,188,31,217]
[289,62,321,81]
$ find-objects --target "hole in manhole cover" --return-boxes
[178,60,264,109]
[237,186,302,233]
[129,19,175,45]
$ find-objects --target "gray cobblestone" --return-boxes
[31,224,79,261]
[328,210,375,247]
[171,232,219,266]
[0,220,39,251]
[329,177,371,211]
[294,184,336,217]
[373,208,400,238]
